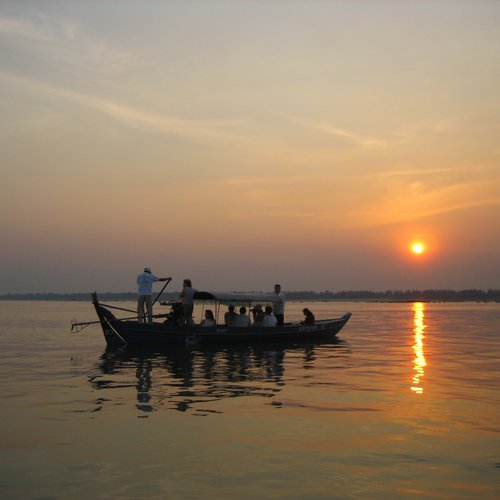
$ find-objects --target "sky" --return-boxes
[1,0,499,294]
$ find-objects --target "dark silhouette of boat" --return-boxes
[87,291,351,348]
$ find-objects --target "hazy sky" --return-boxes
[1,1,499,293]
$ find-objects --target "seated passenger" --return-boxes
[224,304,237,327]
[200,309,216,327]
[262,305,278,327]
[301,308,315,325]
[164,301,184,325]
[251,304,265,326]
[233,306,251,327]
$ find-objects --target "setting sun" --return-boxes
[412,243,425,254]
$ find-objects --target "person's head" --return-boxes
[274,284,281,293]
[265,305,273,315]
[205,309,214,320]
[252,304,263,314]
[183,279,192,287]
[144,267,152,274]
[228,304,235,312]
[303,308,310,315]
[239,306,247,314]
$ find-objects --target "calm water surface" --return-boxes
[0,300,499,499]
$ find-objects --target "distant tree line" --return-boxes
[285,289,500,302]
[0,289,499,302]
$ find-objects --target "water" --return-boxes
[0,300,499,499]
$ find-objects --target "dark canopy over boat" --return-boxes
[84,292,351,348]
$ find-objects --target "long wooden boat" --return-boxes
[89,291,352,348]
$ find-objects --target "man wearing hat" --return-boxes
[251,304,265,326]
[137,267,170,323]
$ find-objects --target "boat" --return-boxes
[83,291,351,348]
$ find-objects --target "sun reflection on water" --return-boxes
[411,302,427,394]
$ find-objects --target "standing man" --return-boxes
[180,278,197,325]
[273,283,285,326]
[137,267,170,323]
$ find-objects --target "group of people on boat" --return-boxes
[223,303,277,328]
[136,267,314,327]
[219,286,286,328]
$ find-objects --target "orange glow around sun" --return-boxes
[411,242,425,254]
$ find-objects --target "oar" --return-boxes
[98,303,137,314]
[71,312,169,333]
[152,277,172,306]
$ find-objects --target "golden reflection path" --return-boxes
[411,302,427,394]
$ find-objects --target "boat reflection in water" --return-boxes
[90,340,347,415]
[411,302,427,395]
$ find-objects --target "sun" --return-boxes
[411,242,425,254]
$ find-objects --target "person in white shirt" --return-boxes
[233,306,251,328]
[200,309,216,327]
[180,279,197,325]
[273,284,285,326]
[262,305,278,327]
[137,268,169,323]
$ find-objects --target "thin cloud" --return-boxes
[224,175,307,186]
[0,16,51,42]
[0,71,247,145]
[360,198,500,228]
[348,179,500,228]
[313,123,385,147]
[0,14,143,75]
[276,112,385,148]
[57,88,244,143]
[391,118,460,143]
[365,167,458,178]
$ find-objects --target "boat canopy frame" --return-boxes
[177,291,279,325]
